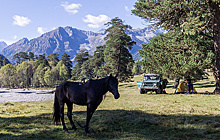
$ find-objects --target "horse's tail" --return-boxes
[53,90,60,125]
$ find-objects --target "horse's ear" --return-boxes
[115,74,118,78]
[107,74,113,81]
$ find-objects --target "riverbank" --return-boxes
[0,88,54,103]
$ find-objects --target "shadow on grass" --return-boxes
[0,110,219,139]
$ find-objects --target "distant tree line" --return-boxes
[0,17,143,88]
[0,55,10,69]
[0,53,72,88]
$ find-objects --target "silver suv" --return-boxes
[137,74,163,94]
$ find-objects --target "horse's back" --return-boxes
[55,81,80,98]
[63,81,88,105]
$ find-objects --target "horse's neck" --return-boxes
[90,78,108,96]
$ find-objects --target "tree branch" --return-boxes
[199,31,214,40]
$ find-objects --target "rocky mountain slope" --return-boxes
[1,26,164,62]
[0,41,7,52]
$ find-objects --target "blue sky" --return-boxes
[0,0,146,45]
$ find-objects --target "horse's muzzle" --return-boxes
[114,93,120,99]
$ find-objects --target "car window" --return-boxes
[144,75,160,80]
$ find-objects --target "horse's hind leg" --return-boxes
[59,102,68,133]
[66,101,77,130]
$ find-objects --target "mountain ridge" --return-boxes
[1,26,164,62]
[0,41,7,52]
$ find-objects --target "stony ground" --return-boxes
[0,88,55,103]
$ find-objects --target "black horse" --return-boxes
[53,74,120,134]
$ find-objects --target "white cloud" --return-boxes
[87,24,100,28]
[37,27,48,34]
[83,14,110,28]
[13,15,31,27]
[61,2,82,14]
[125,6,129,12]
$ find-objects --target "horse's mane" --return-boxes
[83,77,109,94]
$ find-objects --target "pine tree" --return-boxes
[12,53,21,65]
[28,52,35,61]
[73,50,89,67]
[81,59,94,80]
[19,52,28,62]
[47,53,59,67]
[60,53,72,78]
[104,17,136,81]
[71,66,81,81]
[71,50,89,81]
[139,31,214,80]
[3,58,7,66]
[132,0,220,92]
[132,61,143,75]
[34,54,50,71]
[91,45,106,78]
[13,52,28,64]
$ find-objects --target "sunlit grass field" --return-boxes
[0,75,219,139]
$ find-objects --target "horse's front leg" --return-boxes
[60,102,68,133]
[85,103,97,134]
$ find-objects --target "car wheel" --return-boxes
[156,88,162,94]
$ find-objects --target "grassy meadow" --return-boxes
[0,75,220,140]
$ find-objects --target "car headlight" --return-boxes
[153,83,157,87]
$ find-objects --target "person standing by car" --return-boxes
[186,77,193,94]
[173,77,179,88]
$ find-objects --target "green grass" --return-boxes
[0,76,220,140]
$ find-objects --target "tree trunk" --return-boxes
[211,1,220,94]
[117,46,121,75]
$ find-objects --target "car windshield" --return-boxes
[143,75,160,81]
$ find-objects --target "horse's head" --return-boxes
[107,74,120,99]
